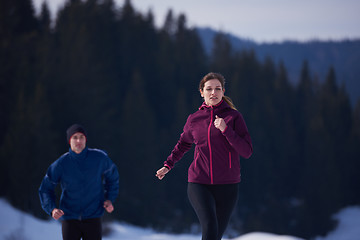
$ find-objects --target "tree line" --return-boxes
[1,0,360,238]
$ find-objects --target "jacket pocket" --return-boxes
[229,152,232,169]
[194,150,199,168]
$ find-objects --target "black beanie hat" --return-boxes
[66,124,87,144]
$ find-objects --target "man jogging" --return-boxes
[39,124,119,240]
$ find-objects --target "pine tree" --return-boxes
[117,71,159,225]
[0,80,58,217]
[210,33,233,75]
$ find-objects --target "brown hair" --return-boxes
[199,72,237,110]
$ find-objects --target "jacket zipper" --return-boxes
[195,151,199,168]
[208,107,214,184]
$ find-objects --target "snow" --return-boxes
[1,198,359,240]
[314,206,360,240]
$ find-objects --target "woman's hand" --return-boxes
[156,167,169,180]
[52,208,64,220]
[104,200,114,213]
[214,115,227,132]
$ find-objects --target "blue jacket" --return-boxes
[39,147,119,220]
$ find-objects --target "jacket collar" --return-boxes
[199,99,227,110]
[69,146,88,161]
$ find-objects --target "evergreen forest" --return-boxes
[1,0,360,239]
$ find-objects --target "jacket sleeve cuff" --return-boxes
[164,164,171,170]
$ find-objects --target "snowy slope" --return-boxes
[314,206,360,240]
[1,198,359,240]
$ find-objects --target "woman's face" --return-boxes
[200,79,225,106]
[70,132,86,154]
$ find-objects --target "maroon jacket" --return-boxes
[164,100,253,184]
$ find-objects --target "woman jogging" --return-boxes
[156,72,253,240]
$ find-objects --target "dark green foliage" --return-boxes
[0,0,359,238]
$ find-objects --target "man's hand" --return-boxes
[104,200,114,213]
[52,208,64,220]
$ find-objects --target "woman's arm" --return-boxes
[221,113,253,158]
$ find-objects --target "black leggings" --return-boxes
[187,183,239,240]
[62,218,102,240]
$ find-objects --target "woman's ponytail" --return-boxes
[223,96,237,110]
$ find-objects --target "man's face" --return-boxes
[70,132,86,154]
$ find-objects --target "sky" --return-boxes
[32,0,360,43]
[3,198,360,240]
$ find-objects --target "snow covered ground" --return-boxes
[1,198,360,240]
